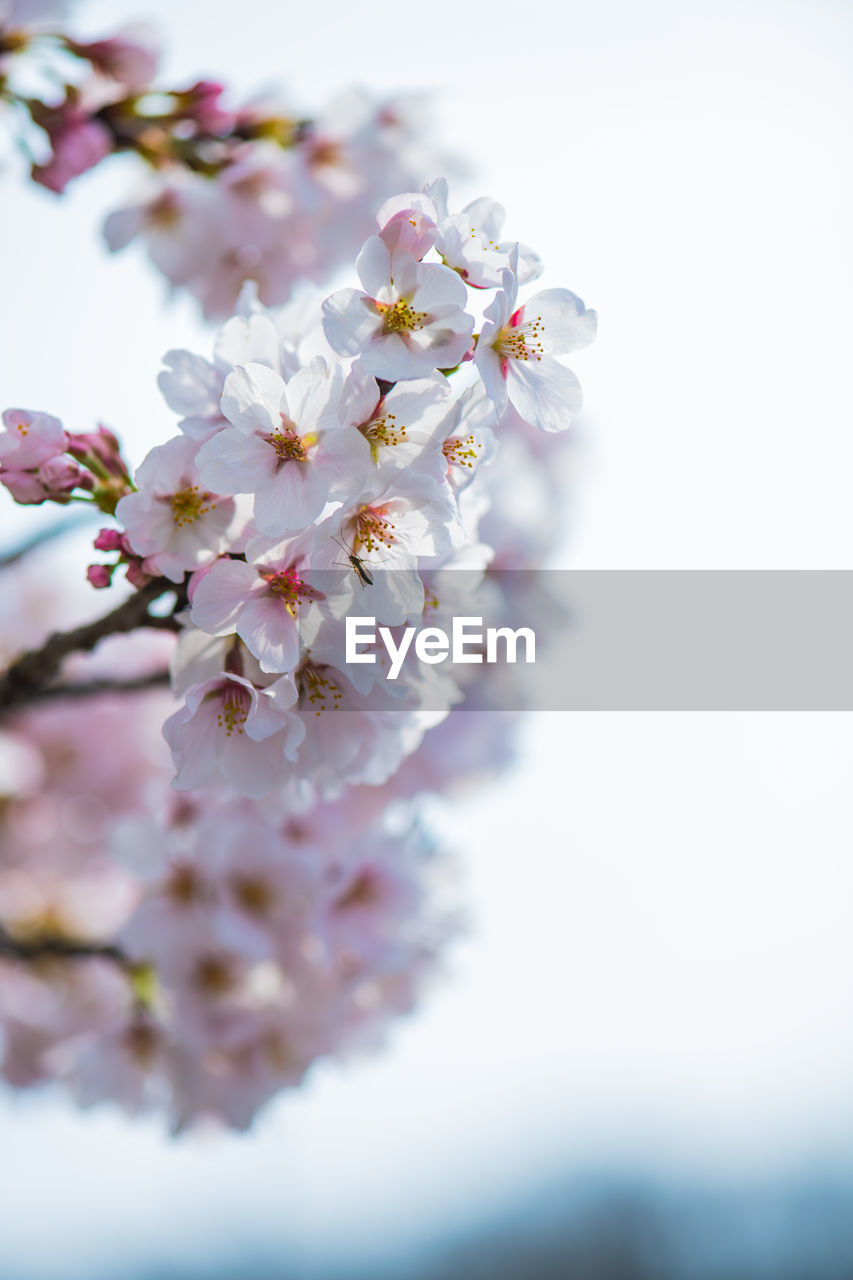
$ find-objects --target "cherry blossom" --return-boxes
[339,362,458,477]
[0,171,596,1133]
[116,435,247,582]
[163,670,305,797]
[377,181,542,289]
[158,287,294,443]
[310,468,461,627]
[0,408,68,470]
[195,359,364,537]
[475,265,598,433]
[322,236,474,380]
[424,178,543,288]
[0,410,84,504]
[189,528,337,674]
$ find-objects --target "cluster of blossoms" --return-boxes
[0,163,595,1128]
[1,0,450,316]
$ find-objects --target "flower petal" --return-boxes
[220,363,286,434]
[507,355,583,433]
[526,289,598,356]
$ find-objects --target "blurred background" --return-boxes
[2,0,853,1276]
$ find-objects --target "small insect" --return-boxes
[331,533,374,587]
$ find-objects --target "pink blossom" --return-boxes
[375,192,438,258]
[163,671,305,796]
[0,408,68,469]
[66,24,159,90]
[116,435,247,583]
[30,96,113,193]
[189,529,333,675]
[86,563,112,589]
[311,468,461,626]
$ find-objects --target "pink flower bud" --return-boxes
[67,426,132,481]
[125,559,152,589]
[38,455,83,497]
[87,563,114,589]
[31,117,113,194]
[28,87,115,194]
[66,26,160,91]
[1,468,50,504]
[177,81,234,135]
[94,527,124,552]
[378,208,438,259]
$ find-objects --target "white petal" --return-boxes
[220,363,286,434]
[463,196,505,240]
[360,335,436,381]
[473,343,509,413]
[526,289,598,355]
[165,698,219,790]
[340,361,381,428]
[196,427,275,495]
[322,290,382,357]
[190,558,259,635]
[237,596,301,673]
[424,178,449,222]
[158,351,221,418]
[285,358,335,433]
[356,235,392,297]
[253,464,326,536]
[214,313,281,374]
[410,262,468,312]
[507,355,583,433]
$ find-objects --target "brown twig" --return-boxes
[0,577,186,717]
[0,924,125,965]
[19,668,172,706]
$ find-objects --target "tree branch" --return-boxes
[20,669,172,707]
[0,924,125,965]
[0,577,186,717]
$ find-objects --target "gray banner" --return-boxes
[302,571,853,711]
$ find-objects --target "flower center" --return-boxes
[215,683,250,736]
[442,434,481,471]
[147,190,183,228]
[375,297,428,334]
[296,658,343,716]
[170,484,215,526]
[124,1022,161,1067]
[307,138,343,170]
[352,504,396,554]
[359,411,408,459]
[193,954,237,996]
[494,308,545,363]
[166,862,205,906]
[230,873,275,916]
[266,420,313,467]
[260,566,322,617]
